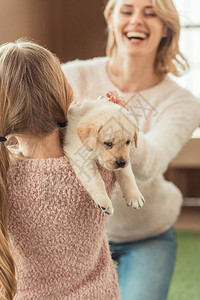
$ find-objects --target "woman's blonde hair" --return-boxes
[104,0,188,76]
[0,39,73,299]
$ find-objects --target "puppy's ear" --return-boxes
[77,123,103,151]
[134,129,138,148]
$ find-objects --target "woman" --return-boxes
[62,0,200,299]
[0,40,120,300]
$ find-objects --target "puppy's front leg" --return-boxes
[114,163,145,209]
[71,158,114,215]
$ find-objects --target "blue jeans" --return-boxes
[109,228,177,300]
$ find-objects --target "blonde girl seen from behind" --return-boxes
[0,40,73,299]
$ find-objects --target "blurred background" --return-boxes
[0,0,107,62]
[0,0,199,298]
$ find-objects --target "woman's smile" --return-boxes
[124,30,149,45]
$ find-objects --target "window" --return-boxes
[171,0,200,98]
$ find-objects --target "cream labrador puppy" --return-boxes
[64,98,145,215]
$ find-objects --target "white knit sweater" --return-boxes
[62,57,200,242]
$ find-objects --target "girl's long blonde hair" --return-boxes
[104,0,188,76]
[0,39,73,299]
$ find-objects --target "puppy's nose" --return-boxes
[116,159,126,168]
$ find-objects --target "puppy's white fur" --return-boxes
[64,98,145,215]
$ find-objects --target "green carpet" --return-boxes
[168,231,200,300]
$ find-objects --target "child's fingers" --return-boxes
[106,91,119,98]
[101,91,129,111]
[109,95,129,111]
[107,91,126,103]
[110,95,117,102]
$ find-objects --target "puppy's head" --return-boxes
[77,107,138,170]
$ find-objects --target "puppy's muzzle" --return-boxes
[116,159,126,168]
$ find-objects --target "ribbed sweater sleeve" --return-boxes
[131,89,200,182]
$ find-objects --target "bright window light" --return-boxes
[171,0,200,98]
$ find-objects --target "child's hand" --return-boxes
[68,101,81,112]
[106,91,129,111]
[69,102,81,107]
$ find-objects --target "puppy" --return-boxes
[64,98,145,215]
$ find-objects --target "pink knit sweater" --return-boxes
[8,156,121,299]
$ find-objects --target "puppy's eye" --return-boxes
[104,142,113,149]
[126,140,131,146]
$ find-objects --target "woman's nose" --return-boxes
[130,11,143,25]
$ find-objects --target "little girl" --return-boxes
[0,40,120,300]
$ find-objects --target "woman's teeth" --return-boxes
[126,32,147,40]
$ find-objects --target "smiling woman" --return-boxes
[104,0,187,79]
[107,0,166,59]
[61,0,200,299]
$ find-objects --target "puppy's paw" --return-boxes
[97,202,114,215]
[125,191,145,210]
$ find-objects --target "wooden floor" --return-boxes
[175,206,200,231]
